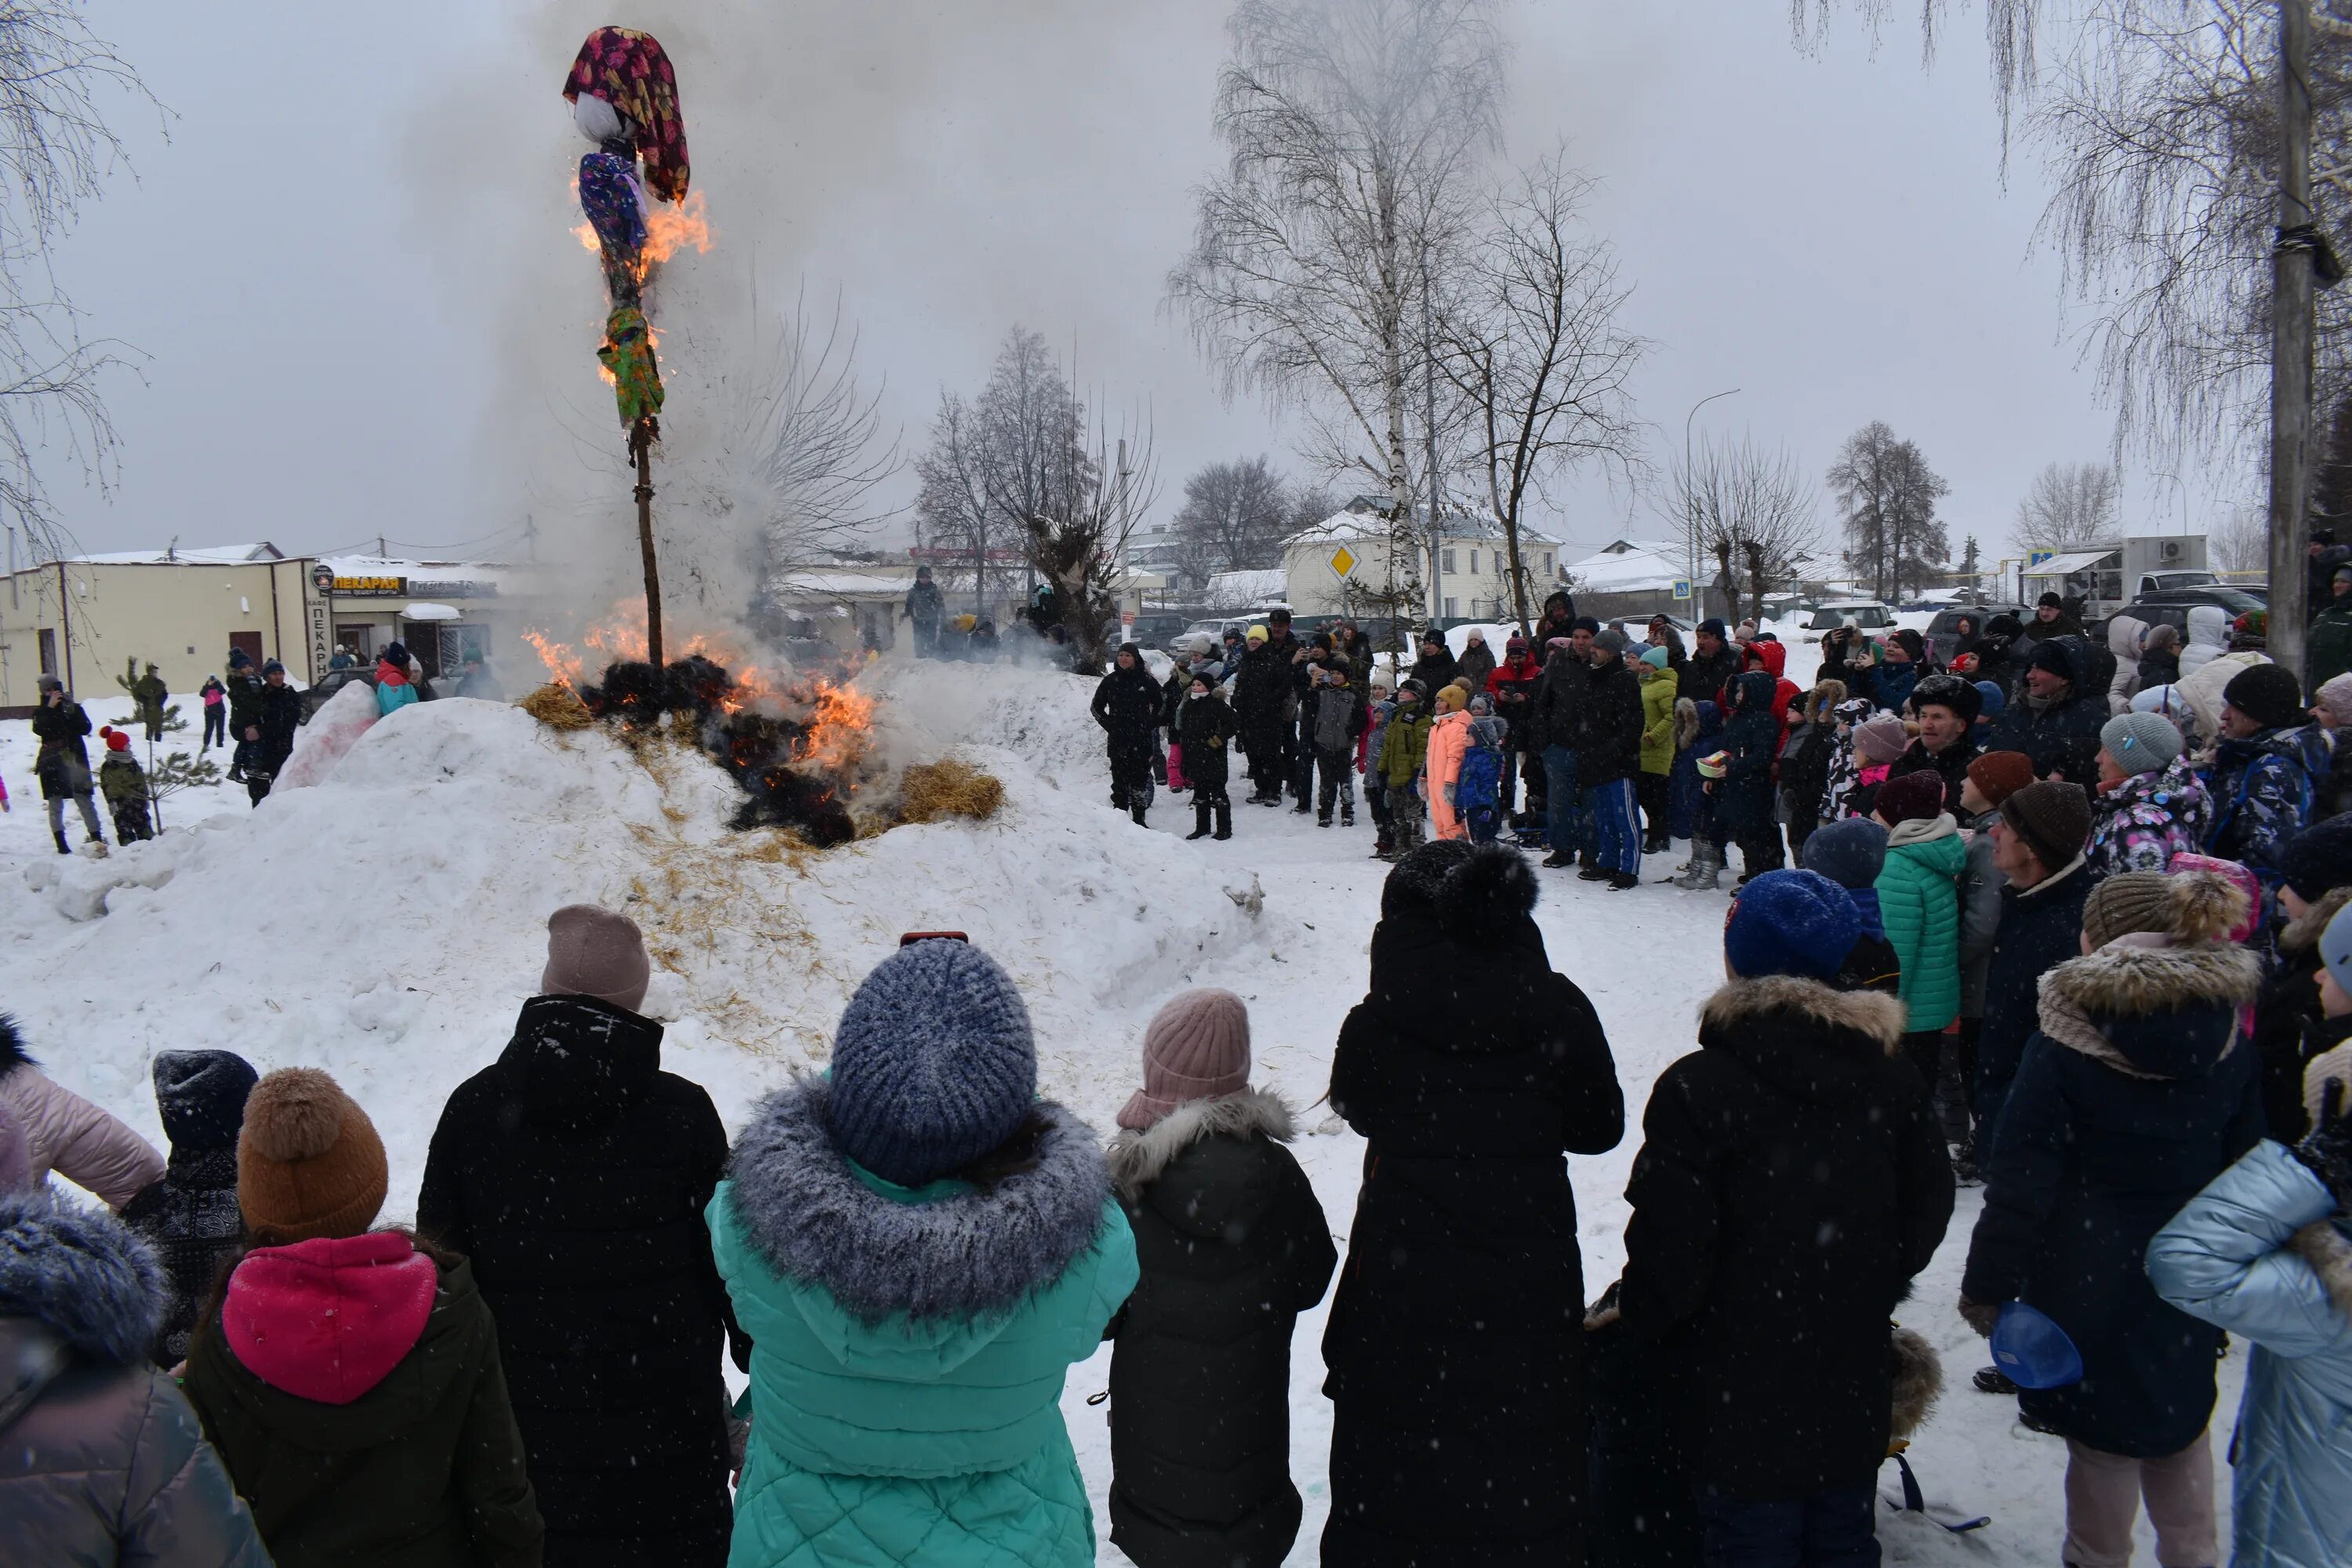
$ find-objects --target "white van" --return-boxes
[1802,600,1896,637]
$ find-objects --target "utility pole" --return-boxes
[1685,388,1740,619]
[2268,0,2318,678]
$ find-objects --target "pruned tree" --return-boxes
[1171,456,1294,583]
[1436,151,1647,637]
[2015,459,2122,552]
[1673,433,1821,625]
[1167,0,1504,620]
[915,326,1156,669]
[1960,532,1984,589]
[0,4,161,572]
[1828,421,1951,602]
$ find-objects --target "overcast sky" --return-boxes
[38,2,2229,571]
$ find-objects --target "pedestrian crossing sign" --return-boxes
[1330,546,1357,576]
[1671,579,1692,601]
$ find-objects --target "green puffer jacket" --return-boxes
[1638,664,1679,775]
[709,1081,1138,1568]
[1875,815,1968,1033]
[1375,709,1432,790]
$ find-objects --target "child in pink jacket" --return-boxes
[1425,684,1474,841]
[0,1014,164,1210]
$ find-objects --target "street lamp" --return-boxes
[1685,387,1741,612]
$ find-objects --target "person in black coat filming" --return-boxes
[1094,642,1166,826]
[1105,989,1335,1568]
[417,905,742,1568]
[1595,869,1953,1567]
[1959,871,2264,1568]
[1321,840,1624,1566]
[1176,670,1238,841]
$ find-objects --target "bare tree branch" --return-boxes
[2015,459,2122,549]
[1672,434,1823,624]
[1828,420,1952,601]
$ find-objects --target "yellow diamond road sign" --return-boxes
[1330,546,1357,576]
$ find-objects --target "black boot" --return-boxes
[1213,801,1232,840]
[1187,802,1212,840]
[1131,801,1149,828]
[1341,803,1355,827]
[53,829,69,855]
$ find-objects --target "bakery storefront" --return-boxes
[314,561,514,680]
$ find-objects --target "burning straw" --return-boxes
[520,682,596,730]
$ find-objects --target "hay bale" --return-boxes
[899,759,1004,824]
[520,682,594,730]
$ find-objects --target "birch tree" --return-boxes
[1436,153,1646,636]
[1167,0,1504,615]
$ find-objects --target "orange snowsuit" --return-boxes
[1425,707,1473,841]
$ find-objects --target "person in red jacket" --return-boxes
[1487,634,1544,820]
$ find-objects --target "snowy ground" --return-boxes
[1,652,2239,1566]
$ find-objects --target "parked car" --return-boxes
[2112,586,2270,642]
[1802,599,1896,636]
[298,666,376,724]
[1926,604,2028,666]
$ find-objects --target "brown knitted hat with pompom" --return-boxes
[2082,869,2249,950]
[237,1068,387,1243]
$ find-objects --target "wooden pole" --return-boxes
[2267,0,2315,678]
[633,419,664,670]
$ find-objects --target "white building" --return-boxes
[1282,502,1566,622]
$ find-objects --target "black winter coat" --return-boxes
[1613,977,1951,1501]
[1711,672,1781,833]
[30,698,93,797]
[1322,845,1624,1566]
[1525,649,1591,755]
[1407,649,1459,698]
[1094,664,1166,753]
[1962,939,2265,1457]
[416,994,739,1568]
[1973,858,2094,1142]
[1177,694,1238,789]
[1105,1090,1335,1568]
[1679,645,1743,719]
[1232,646,1293,738]
[2252,886,2352,1141]
[1987,691,2107,789]
[1575,659,1646,787]
[254,684,303,770]
[1886,736,1977,816]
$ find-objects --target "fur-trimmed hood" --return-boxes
[0,1013,32,1074]
[721,1076,1110,1325]
[1673,696,1700,752]
[1700,975,1912,1109]
[1889,1325,1943,1440]
[2036,941,2262,1081]
[1802,680,1849,729]
[0,1188,163,1365]
[2281,884,2352,956]
[1106,1086,1294,1202]
[1701,975,1907,1054]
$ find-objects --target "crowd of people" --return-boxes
[3,839,2349,1568]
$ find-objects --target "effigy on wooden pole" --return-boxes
[562,26,689,666]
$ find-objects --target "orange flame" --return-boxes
[796,682,876,775]
[572,189,713,285]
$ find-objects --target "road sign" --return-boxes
[1330,546,1358,576]
[1120,609,1134,626]
[2028,550,2054,568]
[1671,579,1693,601]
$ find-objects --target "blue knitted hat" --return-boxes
[1800,818,1889,892]
[826,939,1036,1188]
[1724,869,1861,982]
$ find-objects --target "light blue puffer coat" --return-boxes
[709,1080,1138,1567]
[2147,1140,2352,1568]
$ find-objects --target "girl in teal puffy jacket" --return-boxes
[708,937,1138,1567]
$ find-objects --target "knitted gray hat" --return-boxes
[1593,628,1629,658]
[1852,715,1909,766]
[826,938,1036,1188]
[2098,712,2183,776]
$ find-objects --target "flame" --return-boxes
[796,681,876,775]
[572,189,713,286]
[521,628,585,688]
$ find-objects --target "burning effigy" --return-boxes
[518,605,895,847]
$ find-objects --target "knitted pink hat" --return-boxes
[1117,989,1252,1131]
[541,904,652,1014]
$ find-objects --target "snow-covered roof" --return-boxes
[1207,568,1285,603]
[2025,549,2116,575]
[1286,508,1563,548]
[775,571,909,597]
[71,543,284,565]
[1566,540,1697,594]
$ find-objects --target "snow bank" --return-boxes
[274,678,380,789]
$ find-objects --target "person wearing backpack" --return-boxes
[2205,663,2331,922]
[1105,991,1334,1566]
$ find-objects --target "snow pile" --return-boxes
[274,679,380,790]
[2,685,1275,1199]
